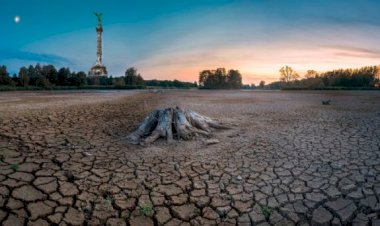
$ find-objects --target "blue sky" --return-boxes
[1,0,380,83]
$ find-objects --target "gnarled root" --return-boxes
[173,107,210,140]
[128,106,228,144]
[127,110,158,144]
[185,109,228,131]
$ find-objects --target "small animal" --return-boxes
[322,100,331,105]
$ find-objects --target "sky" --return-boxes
[1,0,380,84]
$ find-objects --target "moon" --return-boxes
[14,16,20,23]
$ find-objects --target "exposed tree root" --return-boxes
[128,106,228,144]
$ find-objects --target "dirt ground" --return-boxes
[0,90,379,226]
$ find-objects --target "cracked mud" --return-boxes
[0,90,379,226]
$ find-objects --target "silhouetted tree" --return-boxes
[199,70,212,87]
[375,65,380,82]
[259,81,265,88]
[145,79,197,88]
[305,70,318,79]
[320,66,377,87]
[125,67,144,86]
[227,69,242,89]
[279,66,299,82]
[199,68,242,89]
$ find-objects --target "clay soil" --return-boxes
[0,90,380,226]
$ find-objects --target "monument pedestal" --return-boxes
[89,64,107,76]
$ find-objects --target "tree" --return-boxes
[199,68,242,89]
[18,66,29,86]
[27,65,37,85]
[42,65,58,85]
[35,77,50,87]
[305,70,318,79]
[68,71,87,86]
[0,65,12,85]
[279,66,299,82]
[99,75,112,86]
[57,67,71,86]
[125,67,144,86]
[199,70,212,87]
[227,69,242,89]
[113,77,125,87]
[375,65,380,82]
[259,81,265,88]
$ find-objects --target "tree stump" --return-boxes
[128,107,228,144]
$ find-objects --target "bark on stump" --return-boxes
[128,107,228,144]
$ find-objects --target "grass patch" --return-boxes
[103,193,114,206]
[262,206,273,218]
[9,163,19,171]
[139,203,153,216]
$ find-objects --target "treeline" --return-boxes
[145,80,197,88]
[199,68,242,89]
[268,65,380,89]
[320,66,378,87]
[0,64,87,87]
[0,64,197,90]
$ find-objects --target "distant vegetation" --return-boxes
[0,64,197,91]
[199,68,242,89]
[268,65,380,90]
[2,63,379,91]
[145,80,197,88]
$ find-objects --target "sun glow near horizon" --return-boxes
[137,44,380,85]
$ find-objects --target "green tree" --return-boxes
[35,77,50,87]
[76,72,87,86]
[68,71,87,86]
[87,76,100,86]
[113,77,125,87]
[27,65,37,86]
[279,66,299,82]
[0,65,12,85]
[42,65,58,85]
[99,75,112,86]
[57,67,71,86]
[18,67,29,86]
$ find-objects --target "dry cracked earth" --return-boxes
[0,90,379,226]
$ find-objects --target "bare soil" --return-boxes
[0,90,379,226]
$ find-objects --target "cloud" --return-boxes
[321,45,380,59]
[0,49,73,66]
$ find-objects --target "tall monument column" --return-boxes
[90,12,108,76]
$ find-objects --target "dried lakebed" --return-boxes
[0,90,379,226]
